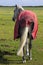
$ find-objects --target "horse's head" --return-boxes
[12,5,24,22]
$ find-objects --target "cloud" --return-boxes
[0,0,43,6]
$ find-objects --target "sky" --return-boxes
[0,0,43,6]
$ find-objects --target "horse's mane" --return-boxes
[15,5,24,11]
[13,5,24,21]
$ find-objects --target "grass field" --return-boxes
[0,6,43,65]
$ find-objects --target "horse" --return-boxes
[12,5,38,63]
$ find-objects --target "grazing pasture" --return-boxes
[0,6,43,65]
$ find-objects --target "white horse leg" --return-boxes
[29,40,32,60]
[26,38,29,56]
[29,22,33,60]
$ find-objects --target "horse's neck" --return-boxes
[18,9,24,17]
[17,7,24,19]
[19,8,24,14]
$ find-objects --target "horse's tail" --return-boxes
[17,27,29,56]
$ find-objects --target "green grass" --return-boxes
[0,6,43,65]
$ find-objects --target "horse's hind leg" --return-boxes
[29,38,32,60]
[29,22,34,60]
[22,46,26,63]
[22,38,29,63]
[25,38,29,56]
[22,37,29,62]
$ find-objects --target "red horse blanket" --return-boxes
[14,10,38,40]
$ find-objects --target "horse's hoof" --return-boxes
[23,60,26,63]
